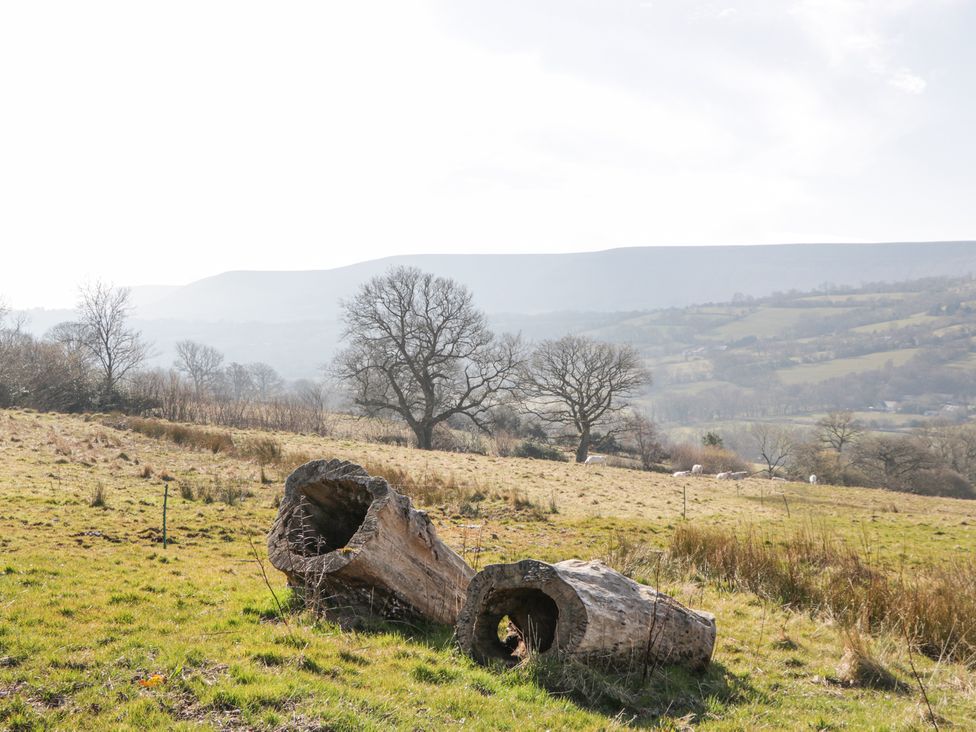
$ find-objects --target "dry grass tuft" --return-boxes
[836,627,907,692]
[89,482,108,509]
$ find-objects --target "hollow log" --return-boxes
[267,459,473,625]
[456,559,716,672]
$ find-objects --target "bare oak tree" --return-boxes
[816,410,862,453]
[751,423,795,478]
[76,281,148,402]
[174,340,224,397]
[334,266,523,450]
[520,335,649,463]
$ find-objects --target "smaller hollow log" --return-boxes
[456,559,716,672]
[267,459,474,625]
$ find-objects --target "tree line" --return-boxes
[1,267,651,462]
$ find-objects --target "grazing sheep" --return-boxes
[691,464,703,475]
[730,471,750,480]
[715,472,732,480]
[672,470,692,477]
[809,474,818,484]
[584,455,607,465]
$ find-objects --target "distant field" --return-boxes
[775,348,921,385]
[796,292,910,305]
[1,410,973,730]
[708,307,839,340]
[850,312,944,334]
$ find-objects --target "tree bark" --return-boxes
[575,430,591,463]
[456,559,716,673]
[268,459,474,625]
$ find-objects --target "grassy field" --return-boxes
[775,349,922,386]
[1,410,974,730]
[709,308,840,341]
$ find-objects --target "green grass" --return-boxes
[1,409,974,729]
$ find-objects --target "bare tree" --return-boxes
[248,362,284,401]
[174,340,224,397]
[520,335,649,463]
[334,266,523,450]
[76,281,148,402]
[852,434,936,489]
[816,410,862,453]
[627,410,667,470]
[752,423,795,479]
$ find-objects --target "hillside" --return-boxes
[1,410,974,729]
[574,276,976,431]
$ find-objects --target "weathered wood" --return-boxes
[267,459,474,625]
[456,559,716,672]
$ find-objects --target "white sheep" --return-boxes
[715,472,732,480]
[584,455,607,465]
[691,464,703,475]
[809,474,818,484]
[672,470,692,477]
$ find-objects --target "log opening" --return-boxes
[476,588,559,663]
[287,477,372,556]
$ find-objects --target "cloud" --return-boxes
[888,69,927,94]
[790,0,928,93]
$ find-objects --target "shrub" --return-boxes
[669,443,748,473]
[512,441,568,462]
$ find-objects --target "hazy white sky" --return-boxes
[2,0,974,308]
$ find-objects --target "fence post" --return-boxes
[163,483,169,549]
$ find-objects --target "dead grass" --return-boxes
[668,522,976,665]
[836,626,907,691]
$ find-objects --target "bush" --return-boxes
[512,441,568,462]
[909,468,975,499]
[669,443,748,473]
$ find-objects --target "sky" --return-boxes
[1,0,974,309]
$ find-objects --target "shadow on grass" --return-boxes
[515,657,759,728]
[256,596,757,727]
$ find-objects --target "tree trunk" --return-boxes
[456,559,716,673]
[414,423,434,450]
[267,459,473,625]
[575,430,591,463]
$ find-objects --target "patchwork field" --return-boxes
[1,410,974,730]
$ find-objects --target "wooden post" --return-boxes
[683,483,687,519]
[457,559,716,673]
[162,483,169,549]
[268,459,473,625]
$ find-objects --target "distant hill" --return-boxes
[16,241,976,379]
[136,242,976,323]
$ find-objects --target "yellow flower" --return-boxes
[138,673,166,688]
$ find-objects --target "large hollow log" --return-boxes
[267,459,474,625]
[456,559,716,672]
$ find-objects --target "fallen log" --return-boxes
[267,459,473,625]
[456,559,716,672]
